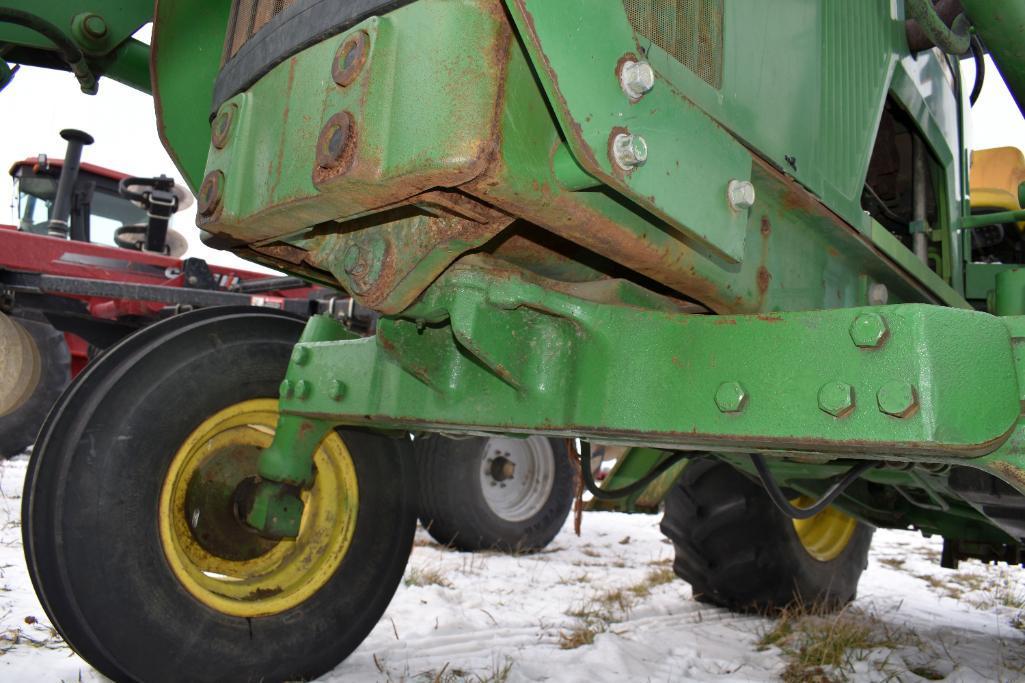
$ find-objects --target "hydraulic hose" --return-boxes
[749,453,875,520]
[969,34,985,106]
[0,9,97,94]
[905,0,971,56]
[579,441,691,500]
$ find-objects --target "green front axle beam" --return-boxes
[247,260,1025,537]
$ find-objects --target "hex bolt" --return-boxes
[611,132,648,171]
[81,14,108,40]
[211,104,236,150]
[343,244,368,277]
[294,380,311,400]
[868,283,889,306]
[727,179,756,211]
[849,312,889,348]
[329,379,347,401]
[818,381,855,418]
[877,382,918,418]
[619,59,655,99]
[714,381,748,413]
[279,379,293,399]
[291,345,311,366]
[316,112,356,171]
[197,171,225,217]
[332,31,369,87]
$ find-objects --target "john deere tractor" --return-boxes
[4,1,1025,680]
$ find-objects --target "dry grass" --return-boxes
[877,557,905,570]
[559,587,637,649]
[628,567,676,598]
[758,603,928,682]
[405,565,453,589]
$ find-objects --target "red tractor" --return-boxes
[0,129,350,456]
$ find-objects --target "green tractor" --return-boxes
[4,0,1025,680]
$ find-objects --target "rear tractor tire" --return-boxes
[415,435,574,552]
[22,308,416,682]
[660,458,873,612]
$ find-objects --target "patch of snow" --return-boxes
[0,455,1023,681]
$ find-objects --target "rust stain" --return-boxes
[756,266,772,294]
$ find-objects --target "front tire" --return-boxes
[660,458,873,612]
[415,435,574,552]
[23,308,416,682]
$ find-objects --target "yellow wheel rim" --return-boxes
[790,497,857,562]
[159,399,358,617]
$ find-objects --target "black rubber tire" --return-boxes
[0,317,70,457]
[415,435,574,552]
[22,307,417,682]
[660,458,873,612]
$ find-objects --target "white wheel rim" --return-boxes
[478,436,556,522]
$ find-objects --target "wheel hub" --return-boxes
[479,436,556,522]
[159,399,359,617]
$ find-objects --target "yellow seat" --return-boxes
[970,147,1025,230]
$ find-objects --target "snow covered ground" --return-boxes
[0,453,1024,682]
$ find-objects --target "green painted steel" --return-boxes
[266,268,1018,458]
[151,0,232,190]
[0,1,151,57]
[961,0,1025,119]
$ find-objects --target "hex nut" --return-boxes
[877,382,918,418]
[279,379,293,398]
[291,345,311,366]
[849,312,889,348]
[868,283,889,306]
[611,132,648,171]
[294,380,311,400]
[818,381,855,417]
[727,179,756,211]
[329,379,347,401]
[715,381,748,413]
[619,59,655,99]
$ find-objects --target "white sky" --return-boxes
[0,50,1021,273]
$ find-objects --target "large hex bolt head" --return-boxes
[877,382,918,418]
[197,171,225,217]
[618,59,655,99]
[211,104,236,150]
[611,132,648,171]
[333,31,369,87]
[727,179,756,211]
[818,381,855,418]
[316,112,356,171]
[849,312,888,348]
[715,381,748,413]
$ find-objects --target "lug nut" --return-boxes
[619,59,655,99]
[849,312,888,348]
[714,381,748,413]
[727,179,756,211]
[333,31,369,87]
[877,382,918,418]
[611,132,648,171]
[294,380,311,400]
[279,379,293,398]
[197,171,224,217]
[316,112,356,171]
[818,381,855,418]
[291,345,311,366]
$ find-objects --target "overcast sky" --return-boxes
[0,48,1021,272]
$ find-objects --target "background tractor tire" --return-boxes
[0,316,70,457]
[23,307,416,682]
[660,458,873,612]
[416,435,574,552]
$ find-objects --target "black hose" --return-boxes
[579,441,691,500]
[0,9,96,94]
[969,34,985,106]
[749,453,875,520]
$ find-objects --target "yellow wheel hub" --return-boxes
[159,399,357,617]
[790,497,857,562]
